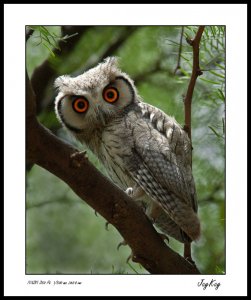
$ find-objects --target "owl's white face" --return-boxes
[55,57,137,135]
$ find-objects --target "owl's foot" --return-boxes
[125,187,134,197]
[158,233,170,244]
[117,240,128,250]
[125,185,145,200]
[70,151,88,168]
[116,241,136,264]
[105,221,110,231]
[184,242,195,263]
[126,253,133,263]
[147,201,162,223]
[185,256,195,265]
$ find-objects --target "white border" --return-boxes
[4,4,247,296]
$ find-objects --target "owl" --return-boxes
[54,57,200,252]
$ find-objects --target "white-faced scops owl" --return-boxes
[54,57,200,248]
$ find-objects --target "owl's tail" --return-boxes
[172,205,201,242]
[183,211,200,241]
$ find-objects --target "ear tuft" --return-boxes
[54,75,71,89]
[103,56,120,68]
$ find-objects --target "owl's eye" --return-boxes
[72,97,89,113]
[103,87,119,103]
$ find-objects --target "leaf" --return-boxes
[39,26,51,35]
[208,125,224,139]
[217,38,225,49]
[127,262,139,274]
[27,25,39,31]
[165,38,180,46]
[41,35,51,45]
[210,26,216,37]
[52,31,60,38]
[217,89,225,102]
[43,43,55,58]
[215,62,225,70]
[179,67,190,77]
[50,35,61,50]
[203,27,209,38]
[209,70,225,79]
[185,26,195,33]
[180,54,190,62]
[200,77,221,85]
[215,265,225,274]
[222,118,225,134]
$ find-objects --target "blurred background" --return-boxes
[26,26,225,274]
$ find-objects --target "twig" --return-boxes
[26,73,200,275]
[174,26,184,75]
[182,26,205,261]
[184,26,205,140]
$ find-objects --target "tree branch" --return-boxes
[26,73,200,275]
[184,26,205,140]
[182,26,205,260]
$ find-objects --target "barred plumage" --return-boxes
[55,57,200,246]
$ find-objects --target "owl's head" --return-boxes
[55,57,138,135]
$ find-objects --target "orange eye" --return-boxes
[72,97,89,113]
[103,87,119,103]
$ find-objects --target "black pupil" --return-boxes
[77,101,85,109]
[107,91,115,99]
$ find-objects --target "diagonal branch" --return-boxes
[184,26,205,140]
[26,72,200,275]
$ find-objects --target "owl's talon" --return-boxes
[125,187,134,197]
[94,210,98,217]
[150,216,156,223]
[185,256,195,265]
[70,151,88,168]
[159,233,170,243]
[105,221,110,231]
[125,185,145,200]
[126,253,133,263]
[117,240,128,250]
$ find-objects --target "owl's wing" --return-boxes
[124,105,199,240]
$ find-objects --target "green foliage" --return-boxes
[52,26,123,74]
[28,26,78,57]
[26,26,225,274]
[26,26,78,77]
